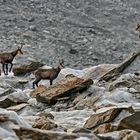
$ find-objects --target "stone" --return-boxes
[30,85,47,97]
[0,88,15,97]
[7,103,28,112]
[32,116,57,130]
[84,108,123,129]
[108,73,140,92]
[34,74,93,104]
[117,111,140,133]
[93,123,115,134]
[99,130,140,140]
[12,61,44,76]
[0,91,29,108]
[83,64,117,80]
[14,127,100,140]
[72,128,91,134]
[29,25,37,31]
[38,110,54,120]
[0,108,30,127]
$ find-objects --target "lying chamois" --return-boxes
[0,46,23,75]
[33,61,65,88]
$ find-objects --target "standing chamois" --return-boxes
[0,46,23,75]
[136,23,140,38]
[33,60,65,88]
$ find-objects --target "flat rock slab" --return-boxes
[84,107,135,133]
[32,74,93,104]
[84,108,123,130]
[7,103,28,112]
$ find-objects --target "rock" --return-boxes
[7,103,28,112]
[84,108,124,130]
[0,96,19,108]
[123,53,140,74]
[0,91,29,108]
[18,79,29,85]
[117,111,140,133]
[120,130,140,140]
[69,48,78,54]
[17,79,29,90]
[27,98,37,106]
[34,74,93,104]
[108,73,140,92]
[69,91,92,110]
[84,106,136,134]
[0,126,19,140]
[0,108,30,128]
[93,123,115,134]
[83,64,117,80]
[103,89,136,103]
[0,114,9,122]
[12,61,44,76]
[38,110,54,119]
[72,128,92,134]
[29,25,37,31]
[30,85,47,97]
[32,116,57,130]
[99,130,140,140]
[14,127,100,140]
[0,88,15,97]
[0,109,31,140]
[96,51,140,82]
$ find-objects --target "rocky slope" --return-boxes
[0,0,140,140]
[0,0,140,68]
[0,51,140,140]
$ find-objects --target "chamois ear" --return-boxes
[136,23,140,31]
[19,43,24,49]
[60,59,64,64]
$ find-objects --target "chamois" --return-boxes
[136,23,140,38]
[136,24,140,31]
[0,46,23,75]
[33,61,64,88]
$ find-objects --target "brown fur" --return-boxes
[33,62,64,88]
[136,24,140,32]
[0,47,23,75]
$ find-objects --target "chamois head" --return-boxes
[136,24,140,32]
[17,46,23,55]
[59,60,65,69]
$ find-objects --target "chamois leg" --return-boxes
[2,64,6,75]
[5,64,8,75]
[50,79,53,85]
[9,62,13,72]
[33,77,41,89]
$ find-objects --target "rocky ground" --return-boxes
[0,0,140,69]
[0,0,140,140]
[0,51,140,140]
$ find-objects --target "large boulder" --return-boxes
[83,64,117,80]
[84,107,135,134]
[12,61,44,76]
[31,74,93,104]
[84,108,123,130]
